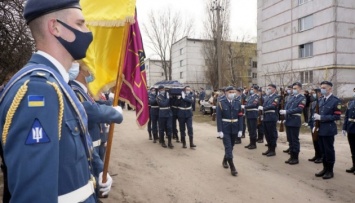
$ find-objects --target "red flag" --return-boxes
[119,11,149,127]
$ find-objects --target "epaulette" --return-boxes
[30,71,50,80]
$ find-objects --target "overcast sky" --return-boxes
[136,0,257,58]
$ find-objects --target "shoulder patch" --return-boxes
[28,95,45,107]
[30,71,50,79]
[26,119,50,145]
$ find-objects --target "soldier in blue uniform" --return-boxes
[178,86,196,148]
[147,88,153,140]
[241,88,248,138]
[217,86,243,176]
[244,85,260,149]
[259,84,280,157]
[171,94,181,143]
[280,82,306,165]
[308,89,323,163]
[342,87,355,175]
[148,87,159,143]
[0,0,112,202]
[234,88,244,144]
[257,87,265,143]
[157,85,174,148]
[314,81,342,179]
[283,85,294,154]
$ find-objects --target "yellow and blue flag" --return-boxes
[28,95,45,107]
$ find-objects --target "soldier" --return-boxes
[244,85,260,149]
[234,88,243,144]
[308,89,323,163]
[259,84,280,157]
[148,87,159,143]
[283,85,293,154]
[257,87,265,143]
[241,88,248,138]
[171,93,180,142]
[156,85,174,148]
[178,86,196,148]
[217,86,243,176]
[147,87,153,140]
[280,82,306,165]
[314,81,342,179]
[0,0,112,201]
[342,87,355,175]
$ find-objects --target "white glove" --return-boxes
[282,120,285,123]
[279,110,286,115]
[218,132,224,138]
[312,127,319,134]
[260,115,264,121]
[99,172,113,196]
[241,105,245,109]
[177,95,181,99]
[166,92,169,98]
[109,93,114,100]
[277,120,281,124]
[238,131,242,138]
[181,91,185,99]
[113,106,123,114]
[342,130,347,137]
[212,106,216,109]
[258,106,263,111]
[314,113,321,121]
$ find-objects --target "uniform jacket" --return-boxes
[216,97,243,134]
[316,94,342,136]
[170,95,181,116]
[245,93,259,119]
[343,100,355,134]
[284,94,306,127]
[262,93,280,122]
[148,93,159,116]
[0,54,96,202]
[178,92,193,118]
[156,92,172,118]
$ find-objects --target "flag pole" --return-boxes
[102,22,131,183]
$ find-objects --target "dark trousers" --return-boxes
[147,117,152,134]
[172,114,179,135]
[303,107,309,123]
[263,121,277,147]
[223,133,237,159]
[99,142,106,161]
[286,126,300,153]
[247,118,257,141]
[178,116,193,138]
[348,133,355,157]
[150,114,159,135]
[159,116,172,139]
[285,126,290,142]
[319,136,335,164]
[242,116,246,135]
[257,123,264,140]
[311,132,322,158]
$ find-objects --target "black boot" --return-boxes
[168,138,174,149]
[289,153,299,165]
[189,136,196,148]
[227,159,238,176]
[315,161,327,177]
[149,132,152,140]
[222,156,229,169]
[244,142,251,148]
[257,139,264,143]
[262,147,270,156]
[285,153,292,164]
[323,162,334,179]
[235,138,241,144]
[248,139,257,150]
[314,157,323,164]
[345,156,355,173]
[266,147,276,157]
[153,133,158,143]
[283,148,290,153]
[175,134,180,143]
[181,137,187,148]
[160,135,167,148]
[308,156,317,162]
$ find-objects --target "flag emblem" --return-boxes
[28,95,45,107]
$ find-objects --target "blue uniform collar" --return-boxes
[28,53,64,81]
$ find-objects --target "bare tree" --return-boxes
[0,0,35,85]
[143,7,194,80]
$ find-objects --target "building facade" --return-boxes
[257,0,355,97]
[145,58,166,87]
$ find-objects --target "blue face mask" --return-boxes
[68,62,79,81]
[287,90,291,94]
[85,74,95,83]
[250,90,254,94]
[312,94,317,99]
[321,89,327,95]
[266,89,271,95]
[292,89,298,95]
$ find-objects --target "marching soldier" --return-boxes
[156,85,174,148]
[148,87,159,143]
[217,86,243,176]
[308,89,323,163]
[0,0,112,201]
[259,84,280,157]
[314,81,342,179]
[244,85,260,149]
[178,86,196,148]
[342,88,355,175]
[280,82,306,165]
[171,94,180,142]
[283,85,293,154]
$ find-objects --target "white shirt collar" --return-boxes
[325,93,333,100]
[36,51,69,83]
[74,80,88,93]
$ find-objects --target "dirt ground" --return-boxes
[101,110,354,203]
[0,110,353,203]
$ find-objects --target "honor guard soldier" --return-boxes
[308,89,323,163]
[314,81,342,179]
[342,87,355,175]
[283,85,294,154]
[156,85,174,148]
[244,85,260,149]
[0,0,112,202]
[148,87,160,143]
[259,84,280,157]
[178,86,196,148]
[217,86,243,176]
[257,87,265,143]
[280,82,306,165]
[171,93,180,143]
[147,87,153,140]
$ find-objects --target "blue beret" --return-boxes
[24,0,81,24]
[292,82,302,88]
[158,85,164,90]
[225,86,234,92]
[268,84,276,89]
[320,81,333,87]
[252,85,259,90]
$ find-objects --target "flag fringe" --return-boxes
[86,17,135,27]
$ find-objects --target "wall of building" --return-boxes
[145,59,165,87]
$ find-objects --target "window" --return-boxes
[252,73,257,79]
[299,43,313,58]
[180,60,183,67]
[252,61,257,68]
[299,0,311,5]
[180,48,183,55]
[248,70,252,77]
[299,15,313,31]
[180,72,183,79]
[299,71,313,83]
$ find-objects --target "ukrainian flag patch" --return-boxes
[28,95,45,107]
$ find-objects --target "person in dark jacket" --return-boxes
[342,87,355,175]
[178,86,196,148]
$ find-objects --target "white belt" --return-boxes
[349,118,355,122]
[292,114,302,117]
[246,109,258,111]
[159,107,170,110]
[58,180,95,203]
[222,119,238,123]
[92,139,101,147]
[264,110,275,113]
[179,107,192,110]
[151,106,159,108]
